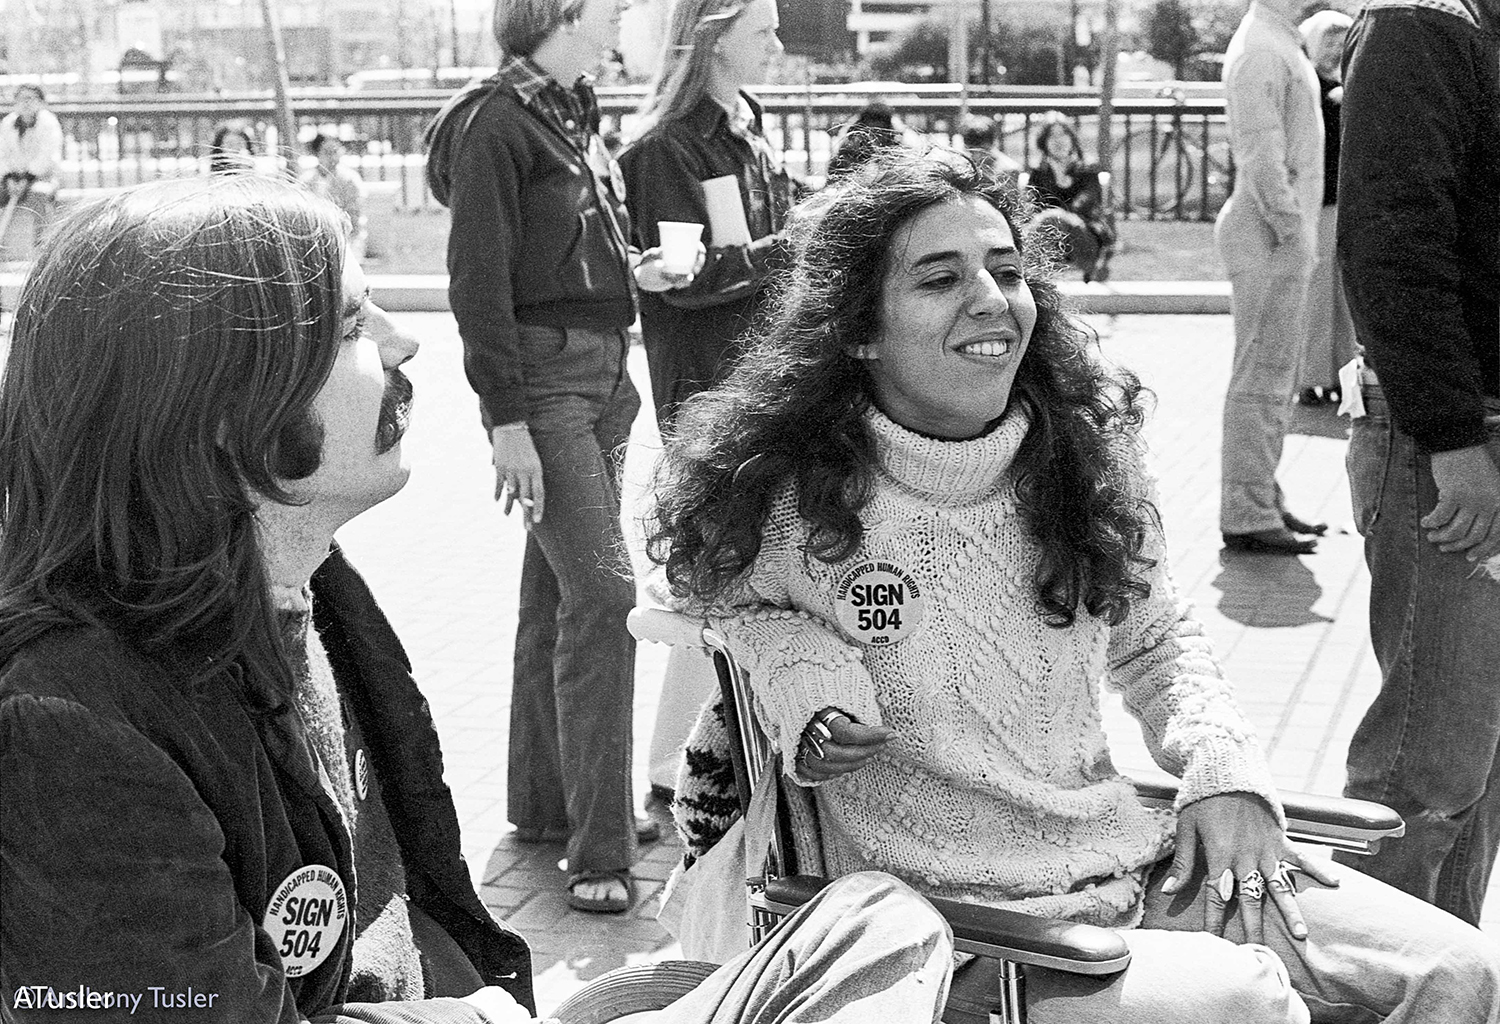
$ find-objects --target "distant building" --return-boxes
[0,0,494,95]
[849,0,1107,56]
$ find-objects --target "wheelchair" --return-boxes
[547,607,1405,1024]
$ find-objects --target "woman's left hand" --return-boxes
[1162,792,1340,944]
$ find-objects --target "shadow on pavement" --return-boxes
[1211,548,1331,627]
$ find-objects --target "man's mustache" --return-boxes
[375,368,413,454]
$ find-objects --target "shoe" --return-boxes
[1280,512,1328,537]
[1296,386,1323,406]
[1223,529,1317,555]
[567,870,633,914]
[514,816,662,845]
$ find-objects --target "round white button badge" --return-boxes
[262,865,348,977]
[832,560,926,646]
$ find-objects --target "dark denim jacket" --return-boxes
[619,93,796,425]
[0,547,533,1023]
[1337,0,1500,451]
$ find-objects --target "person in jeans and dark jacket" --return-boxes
[438,0,648,914]
[618,0,793,431]
[1335,0,1500,926]
[0,176,536,1022]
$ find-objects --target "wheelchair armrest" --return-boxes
[1127,768,1405,852]
[627,606,708,649]
[761,875,1131,976]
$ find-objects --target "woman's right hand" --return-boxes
[490,424,544,527]
[796,707,895,782]
[633,244,707,292]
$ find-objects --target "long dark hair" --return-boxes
[0,175,347,703]
[208,122,256,174]
[646,156,1156,627]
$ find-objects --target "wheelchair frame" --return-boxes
[627,606,1405,1024]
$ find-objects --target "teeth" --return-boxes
[958,340,1010,357]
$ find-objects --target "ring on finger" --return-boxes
[1238,869,1267,902]
[1268,861,1296,893]
[801,731,825,760]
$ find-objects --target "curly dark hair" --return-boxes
[645,155,1157,628]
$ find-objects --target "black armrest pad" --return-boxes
[763,875,1129,966]
[1128,769,1403,836]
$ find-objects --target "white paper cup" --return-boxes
[657,221,704,275]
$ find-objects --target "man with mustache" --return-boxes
[0,175,541,1021]
[0,176,961,1024]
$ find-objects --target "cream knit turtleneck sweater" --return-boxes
[704,407,1282,927]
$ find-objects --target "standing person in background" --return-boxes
[618,0,791,807]
[208,122,257,174]
[1336,0,1500,926]
[0,84,63,253]
[1294,10,1355,408]
[618,0,792,431]
[429,0,651,915]
[1215,0,1327,556]
[302,133,368,260]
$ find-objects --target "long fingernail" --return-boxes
[1162,875,1180,894]
[1216,868,1235,902]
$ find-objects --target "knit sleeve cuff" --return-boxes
[709,607,882,787]
[1174,735,1286,830]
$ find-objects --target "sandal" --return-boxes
[567,870,633,914]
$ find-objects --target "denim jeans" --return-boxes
[506,324,641,877]
[1336,384,1500,926]
[949,857,1500,1023]
[1217,199,1317,534]
[653,872,953,1023]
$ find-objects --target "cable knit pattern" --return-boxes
[697,406,1283,928]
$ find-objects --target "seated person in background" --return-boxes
[302,132,368,259]
[648,156,1500,1024]
[0,84,63,251]
[958,113,1022,194]
[0,174,958,1024]
[826,99,920,181]
[208,121,257,174]
[1027,119,1115,282]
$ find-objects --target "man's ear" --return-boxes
[845,344,879,361]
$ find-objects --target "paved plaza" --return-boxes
[331,311,1499,1014]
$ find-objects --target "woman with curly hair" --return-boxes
[646,157,1500,1021]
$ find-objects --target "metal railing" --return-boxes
[45,87,1230,221]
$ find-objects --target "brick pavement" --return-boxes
[333,311,1499,1015]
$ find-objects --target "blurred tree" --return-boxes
[1144,0,1195,78]
[1137,0,1244,81]
[864,7,1091,86]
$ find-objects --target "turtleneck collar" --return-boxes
[867,404,1030,501]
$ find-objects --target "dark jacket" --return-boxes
[1337,0,1500,451]
[618,93,793,427]
[0,547,533,1023]
[444,82,635,429]
[1317,74,1341,206]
